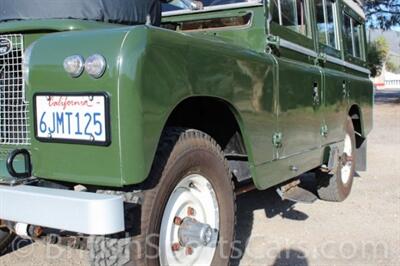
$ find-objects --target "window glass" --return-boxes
[343,13,364,59]
[325,1,336,47]
[315,0,327,44]
[272,0,309,36]
[352,20,362,58]
[162,0,253,12]
[315,0,337,48]
[271,0,280,23]
[280,0,297,27]
[344,14,353,55]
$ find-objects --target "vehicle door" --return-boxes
[315,0,348,145]
[268,0,323,158]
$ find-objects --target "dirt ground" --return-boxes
[0,90,399,266]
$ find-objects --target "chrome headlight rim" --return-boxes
[85,54,107,79]
[63,55,85,78]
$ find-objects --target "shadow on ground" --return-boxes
[272,249,309,266]
[1,237,32,256]
[230,173,317,266]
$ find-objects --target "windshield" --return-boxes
[0,0,161,25]
[162,0,260,12]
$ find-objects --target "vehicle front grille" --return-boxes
[0,34,30,145]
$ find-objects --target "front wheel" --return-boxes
[0,227,15,255]
[89,128,236,266]
[159,174,222,265]
[316,117,356,202]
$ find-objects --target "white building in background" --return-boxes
[373,68,400,90]
[384,71,400,90]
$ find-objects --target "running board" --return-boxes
[276,180,318,204]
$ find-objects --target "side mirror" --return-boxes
[168,0,204,10]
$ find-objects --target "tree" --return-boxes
[365,0,400,29]
[386,55,400,73]
[367,36,389,77]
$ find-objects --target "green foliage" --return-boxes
[365,0,400,29]
[367,36,389,77]
[386,55,400,73]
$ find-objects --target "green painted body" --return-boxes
[0,1,373,189]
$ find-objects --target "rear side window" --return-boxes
[271,0,310,37]
[162,0,254,12]
[315,0,338,48]
[352,19,362,57]
[343,13,364,59]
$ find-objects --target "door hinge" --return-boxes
[266,35,280,53]
[272,132,283,148]
[315,52,327,65]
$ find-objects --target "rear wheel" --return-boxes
[316,117,356,202]
[89,128,236,266]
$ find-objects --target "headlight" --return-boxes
[85,54,106,79]
[63,55,85,78]
[23,42,36,86]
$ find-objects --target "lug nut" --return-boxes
[173,216,182,225]
[171,243,181,252]
[187,207,196,216]
[186,246,193,255]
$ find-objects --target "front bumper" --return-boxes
[0,184,124,235]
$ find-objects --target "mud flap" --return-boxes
[355,141,367,171]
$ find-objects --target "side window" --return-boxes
[343,14,353,55]
[315,0,338,48]
[272,0,310,37]
[352,20,362,58]
[343,13,364,59]
[162,0,254,12]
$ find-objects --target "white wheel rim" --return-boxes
[159,174,219,266]
[341,133,353,184]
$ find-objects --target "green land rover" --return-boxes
[0,0,373,265]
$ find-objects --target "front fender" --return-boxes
[29,25,274,187]
[118,27,274,186]
[28,26,140,186]
[117,26,192,185]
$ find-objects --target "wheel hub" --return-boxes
[159,174,220,266]
[340,133,354,184]
[178,217,215,247]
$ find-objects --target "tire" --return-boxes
[89,128,236,266]
[316,117,356,202]
[0,227,15,255]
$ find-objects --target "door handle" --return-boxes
[313,82,320,106]
[342,80,350,99]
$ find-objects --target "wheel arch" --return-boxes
[152,96,257,184]
[348,104,365,148]
[164,96,253,158]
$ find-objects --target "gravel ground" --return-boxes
[1,90,399,266]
